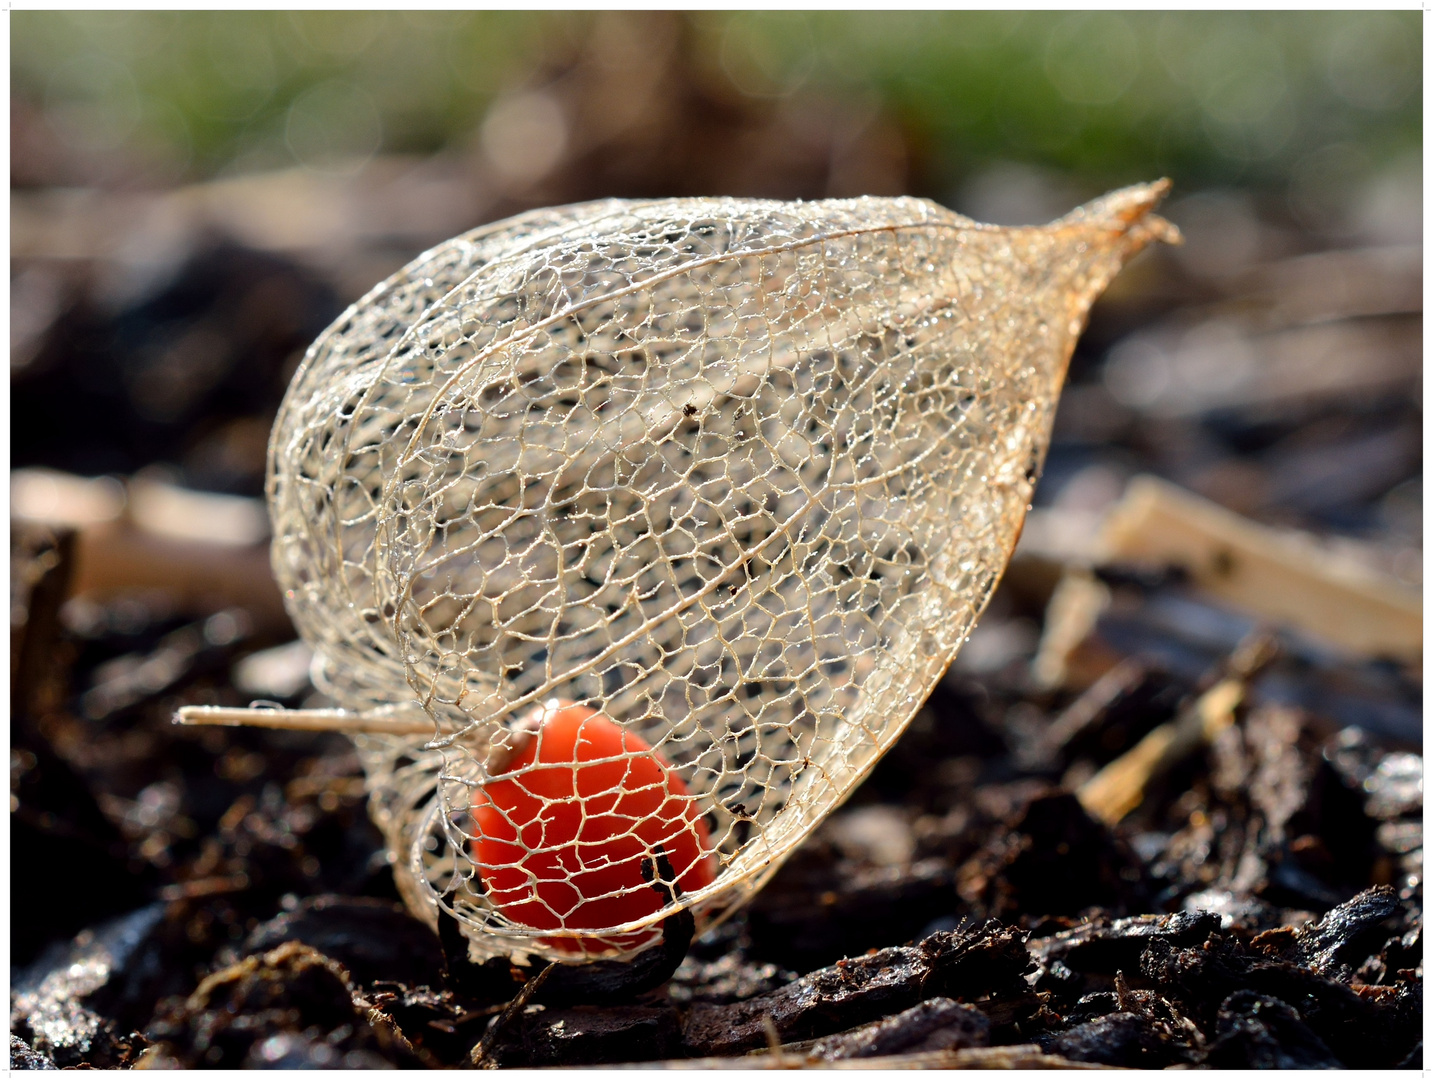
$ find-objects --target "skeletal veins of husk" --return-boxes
[178,182,1179,963]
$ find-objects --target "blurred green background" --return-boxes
[13,10,1421,227]
[10,9,1423,565]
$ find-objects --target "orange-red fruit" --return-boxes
[470,702,715,951]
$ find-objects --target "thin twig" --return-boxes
[1077,629,1279,825]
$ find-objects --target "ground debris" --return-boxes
[958,791,1150,918]
[1028,659,1187,771]
[1179,888,1287,932]
[1363,751,1423,820]
[669,949,798,1006]
[1356,922,1422,986]
[1202,990,1342,1068]
[1031,909,1221,997]
[10,904,167,1068]
[10,1036,58,1071]
[362,983,483,1066]
[682,920,1032,1056]
[748,853,958,969]
[144,941,414,1068]
[807,997,990,1060]
[242,894,446,989]
[611,1043,1119,1069]
[1042,1012,1189,1068]
[1250,885,1400,979]
[489,1003,684,1067]
[681,946,930,1057]
[1138,930,1419,1068]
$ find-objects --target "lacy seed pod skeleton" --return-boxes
[180,183,1178,966]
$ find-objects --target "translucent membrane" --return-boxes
[264,185,1178,962]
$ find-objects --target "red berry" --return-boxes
[470,701,715,952]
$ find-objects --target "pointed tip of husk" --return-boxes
[1057,178,1183,247]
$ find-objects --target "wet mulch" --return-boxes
[10,512,1422,1069]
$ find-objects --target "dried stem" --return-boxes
[174,704,435,736]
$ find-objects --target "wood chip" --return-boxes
[1099,476,1420,662]
[1078,632,1279,825]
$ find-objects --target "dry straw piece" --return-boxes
[180,185,1178,964]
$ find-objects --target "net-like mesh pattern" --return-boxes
[268,187,1173,962]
